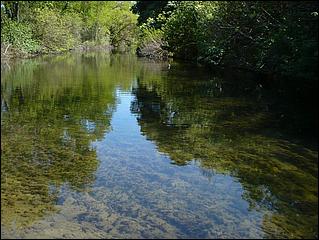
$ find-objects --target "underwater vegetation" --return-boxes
[1,53,318,238]
[1,53,134,229]
[131,63,318,238]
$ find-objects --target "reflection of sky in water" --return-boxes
[86,89,265,238]
[80,119,97,133]
[11,88,266,238]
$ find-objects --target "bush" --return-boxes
[1,19,39,53]
[137,18,169,59]
[31,8,82,53]
[163,2,199,60]
[162,1,318,79]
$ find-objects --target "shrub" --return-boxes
[1,19,39,53]
[31,8,82,53]
[137,18,169,59]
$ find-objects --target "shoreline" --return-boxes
[1,43,114,61]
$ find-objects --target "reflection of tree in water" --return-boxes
[130,69,318,238]
[1,53,136,229]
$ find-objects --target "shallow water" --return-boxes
[1,52,318,239]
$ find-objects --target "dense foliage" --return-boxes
[1,1,138,56]
[133,1,318,80]
[1,1,318,79]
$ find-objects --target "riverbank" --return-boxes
[1,42,114,61]
[1,2,137,62]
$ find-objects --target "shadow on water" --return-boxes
[130,61,318,238]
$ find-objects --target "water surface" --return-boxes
[1,52,317,239]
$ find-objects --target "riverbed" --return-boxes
[1,52,317,239]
